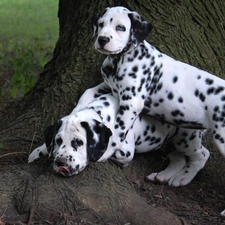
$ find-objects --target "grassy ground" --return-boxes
[0,0,58,105]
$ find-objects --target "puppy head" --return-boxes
[93,6,152,54]
[45,115,112,177]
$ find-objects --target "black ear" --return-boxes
[81,120,112,162]
[44,120,62,154]
[92,15,99,37]
[128,12,153,47]
[92,8,109,37]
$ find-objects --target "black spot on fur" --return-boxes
[205,78,214,85]
[112,142,116,147]
[150,59,155,67]
[207,87,215,95]
[126,151,131,157]
[195,89,205,102]
[214,106,219,112]
[157,83,163,91]
[133,49,139,58]
[168,92,174,100]
[214,133,225,143]
[199,93,205,102]
[189,133,196,140]
[171,110,184,117]
[178,97,183,103]
[99,96,107,100]
[75,164,80,170]
[151,125,156,133]
[69,155,73,162]
[103,101,110,106]
[195,89,199,97]
[132,66,138,72]
[173,76,178,83]
[128,73,137,78]
[122,95,132,101]
[138,78,145,92]
[215,86,224,95]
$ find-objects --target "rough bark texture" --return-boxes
[0,0,225,224]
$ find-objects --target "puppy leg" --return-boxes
[212,126,225,158]
[165,129,209,186]
[168,146,210,187]
[220,209,225,216]
[147,130,209,187]
[28,144,48,163]
[106,131,135,166]
[146,150,186,183]
[71,82,110,113]
[110,148,135,167]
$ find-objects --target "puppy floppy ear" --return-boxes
[92,8,109,37]
[128,12,153,47]
[92,15,99,37]
[44,120,62,154]
[81,120,112,162]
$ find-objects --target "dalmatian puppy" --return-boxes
[28,93,209,187]
[74,6,225,164]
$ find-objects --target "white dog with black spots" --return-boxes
[29,93,209,187]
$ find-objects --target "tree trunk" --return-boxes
[0,0,224,224]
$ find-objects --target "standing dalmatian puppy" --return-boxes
[75,6,225,163]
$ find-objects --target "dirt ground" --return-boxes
[1,132,225,225]
[123,132,225,225]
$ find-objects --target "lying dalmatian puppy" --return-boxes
[74,6,225,164]
[28,93,209,187]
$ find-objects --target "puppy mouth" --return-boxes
[55,166,70,174]
[54,164,83,177]
[55,166,73,177]
[97,48,122,55]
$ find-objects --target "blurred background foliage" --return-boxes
[0,0,58,106]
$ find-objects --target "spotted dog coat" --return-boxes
[73,6,225,165]
[29,93,209,186]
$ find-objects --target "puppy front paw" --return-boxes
[28,144,47,163]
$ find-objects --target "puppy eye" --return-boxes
[98,22,104,28]
[116,25,126,32]
[71,139,83,149]
[56,137,62,146]
[76,139,84,146]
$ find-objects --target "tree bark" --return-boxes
[0,0,224,224]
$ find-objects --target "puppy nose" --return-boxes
[55,157,67,166]
[98,36,110,47]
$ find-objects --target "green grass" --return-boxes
[0,0,58,103]
[0,0,58,46]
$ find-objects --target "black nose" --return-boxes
[55,157,67,167]
[98,36,110,47]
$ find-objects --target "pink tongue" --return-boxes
[56,166,70,173]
